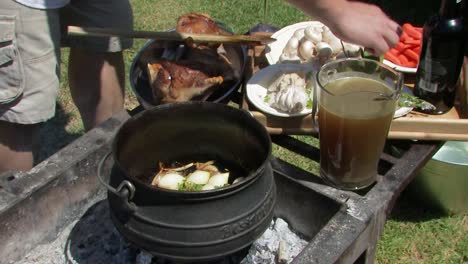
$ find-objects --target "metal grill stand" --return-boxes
[0,109,438,264]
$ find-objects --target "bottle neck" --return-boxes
[439,0,465,18]
[439,0,466,18]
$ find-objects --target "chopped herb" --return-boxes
[398,93,436,111]
[305,71,314,109]
[361,49,384,62]
[178,181,204,191]
[305,83,312,95]
[307,98,313,109]
[264,94,270,103]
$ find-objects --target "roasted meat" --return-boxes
[146,13,239,104]
[147,60,224,103]
[176,13,232,36]
[182,46,236,80]
[176,13,232,50]
[147,46,238,104]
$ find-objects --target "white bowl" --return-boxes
[383,59,417,74]
[265,21,324,65]
[246,63,315,117]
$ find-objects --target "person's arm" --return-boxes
[285,0,401,55]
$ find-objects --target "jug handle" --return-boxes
[310,71,319,132]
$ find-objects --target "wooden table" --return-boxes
[242,40,468,141]
[232,40,444,263]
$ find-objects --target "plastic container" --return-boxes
[408,141,468,214]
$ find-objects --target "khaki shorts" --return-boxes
[0,0,133,124]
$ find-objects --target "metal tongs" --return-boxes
[67,26,276,45]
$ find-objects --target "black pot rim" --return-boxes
[111,101,272,199]
[129,32,247,108]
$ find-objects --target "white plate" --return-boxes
[383,59,417,73]
[246,64,414,118]
[265,21,324,65]
[394,106,413,118]
[246,64,314,117]
[394,86,415,118]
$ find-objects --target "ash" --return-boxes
[17,201,307,264]
[240,218,308,264]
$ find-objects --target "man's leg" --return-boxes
[0,2,60,174]
[68,49,125,131]
[61,0,132,131]
[0,122,40,172]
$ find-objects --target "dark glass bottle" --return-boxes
[413,0,466,114]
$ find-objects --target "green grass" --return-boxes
[37,0,467,263]
[376,193,467,264]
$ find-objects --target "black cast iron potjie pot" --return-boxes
[98,102,276,263]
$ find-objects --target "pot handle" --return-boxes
[97,151,136,202]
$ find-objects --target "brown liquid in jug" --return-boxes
[318,77,396,189]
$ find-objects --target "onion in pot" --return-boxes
[186,170,211,185]
[157,173,186,190]
[201,184,216,191]
[150,160,235,191]
[233,177,245,184]
[207,172,230,187]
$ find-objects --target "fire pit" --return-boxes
[100,102,276,263]
[0,108,439,264]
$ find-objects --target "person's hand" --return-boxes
[285,0,402,56]
[321,1,401,56]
